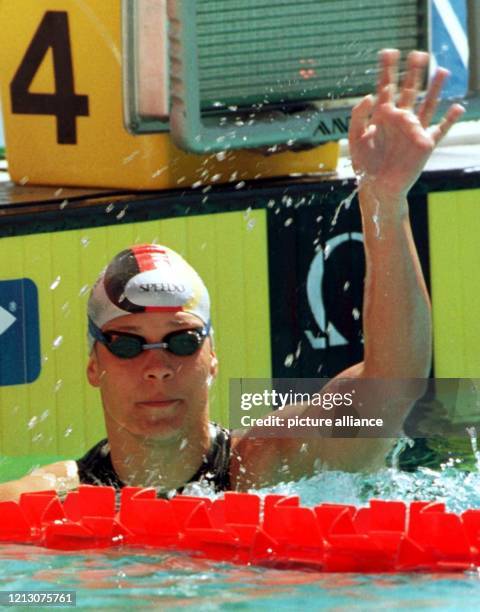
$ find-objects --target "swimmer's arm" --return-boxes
[0,460,79,502]
[230,51,465,488]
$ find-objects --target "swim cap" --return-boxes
[87,244,210,349]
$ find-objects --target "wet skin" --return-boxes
[87,311,217,443]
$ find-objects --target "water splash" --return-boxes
[390,436,415,471]
[466,427,480,470]
[49,276,61,290]
[27,416,38,429]
[152,167,167,178]
[116,206,128,221]
[52,335,63,349]
[331,186,359,227]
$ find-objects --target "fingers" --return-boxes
[397,50,429,109]
[430,103,465,145]
[349,94,375,143]
[376,49,400,105]
[417,67,449,128]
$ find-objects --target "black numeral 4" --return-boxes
[10,11,89,144]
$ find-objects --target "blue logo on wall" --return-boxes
[0,279,41,386]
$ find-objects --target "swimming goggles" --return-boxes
[88,318,210,359]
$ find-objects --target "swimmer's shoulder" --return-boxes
[0,460,79,502]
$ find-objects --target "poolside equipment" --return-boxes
[1,486,479,572]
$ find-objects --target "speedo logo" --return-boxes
[139,283,186,293]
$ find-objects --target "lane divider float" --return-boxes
[1,486,479,572]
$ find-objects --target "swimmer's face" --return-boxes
[86,311,217,441]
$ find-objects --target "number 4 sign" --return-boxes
[11,11,89,145]
[0,0,337,190]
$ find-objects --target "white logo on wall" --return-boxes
[305,232,363,349]
[0,305,16,335]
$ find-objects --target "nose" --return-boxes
[142,348,175,381]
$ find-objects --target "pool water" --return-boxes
[3,466,480,610]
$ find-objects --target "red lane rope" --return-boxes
[1,486,479,572]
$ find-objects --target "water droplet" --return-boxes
[344,281,350,291]
[80,236,90,248]
[152,166,167,178]
[8,301,17,312]
[211,173,222,182]
[284,218,293,227]
[123,150,140,165]
[352,308,360,320]
[202,185,212,194]
[215,151,226,161]
[192,180,202,189]
[50,276,61,290]
[212,101,224,108]
[284,353,294,367]
[176,176,186,184]
[235,181,246,190]
[54,188,63,197]
[28,416,38,429]
[52,335,63,349]
[40,410,49,422]
[64,426,73,437]
[20,176,29,185]
[116,206,128,220]
[179,438,188,450]
[54,379,63,393]
[59,199,69,210]
[247,219,256,231]
[105,203,115,213]
[267,199,275,208]
[229,171,238,181]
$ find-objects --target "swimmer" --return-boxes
[0,49,465,500]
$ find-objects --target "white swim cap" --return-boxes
[87,244,210,349]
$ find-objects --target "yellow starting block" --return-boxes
[0,0,339,190]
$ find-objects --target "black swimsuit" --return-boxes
[76,422,231,495]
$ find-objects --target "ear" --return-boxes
[86,351,101,387]
[209,350,218,379]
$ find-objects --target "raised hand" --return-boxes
[349,49,465,204]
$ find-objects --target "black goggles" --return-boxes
[88,318,210,359]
